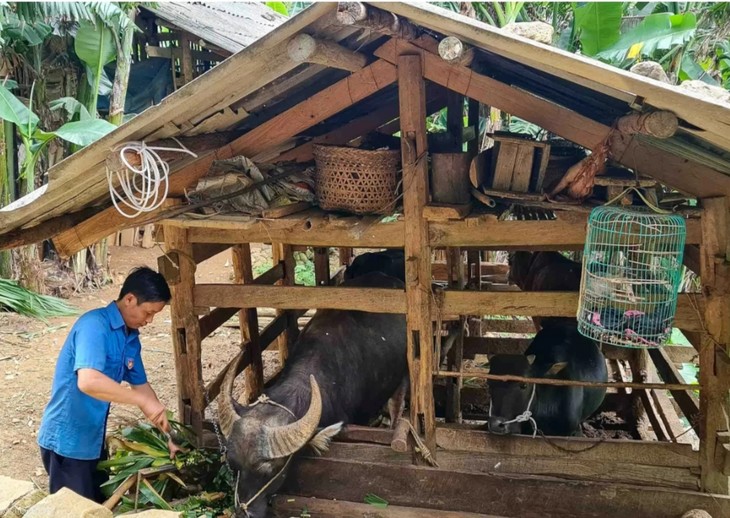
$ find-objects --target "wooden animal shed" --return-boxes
[3,3,730,517]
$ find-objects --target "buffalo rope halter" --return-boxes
[232,395,298,516]
[489,384,538,438]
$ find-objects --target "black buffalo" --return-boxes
[218,272,407,517]
[344,249,405,283]
[487,323,607,437]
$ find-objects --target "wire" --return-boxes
[107,138,198,218]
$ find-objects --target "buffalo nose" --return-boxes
[487,416,510,435]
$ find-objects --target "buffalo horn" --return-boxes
[218,352,244,438]
[264,375,323,459]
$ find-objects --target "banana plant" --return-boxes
[572,2,623,56]
[0,83,115,192]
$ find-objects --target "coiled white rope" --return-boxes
[107,138,198,218]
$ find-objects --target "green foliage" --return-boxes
[265,1,288,16]
[572,2,623,56]
[100,419,232,515]
[716,41,730,89]
[0,278,78,321]
[75,19,117,116]
[596,11,697,63]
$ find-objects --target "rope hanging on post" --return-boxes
[106,138,197,218]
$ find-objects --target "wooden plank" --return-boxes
[699,196,730,493]
[321,442,698,490]
[430,212,701,249]
[180,32,194,84]
[283,455,728,518]
[166,211,405,248]
[436,426,698,469]
[492,142,519,190]
[232,244,263,402]
[511,144,535,192]
[399,53,436,454]
[272,495,504,518]
[261,201,312,219]
[649,347,700,433]
[373,37,730,199]
[432,261,509,281]
[314,247,330,286]
[164,226,205,434]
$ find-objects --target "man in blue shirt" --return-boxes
[38,266,181,502]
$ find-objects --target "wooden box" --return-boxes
[487,133,551,193]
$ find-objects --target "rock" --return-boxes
[24,488,112,518]
[679,80,730,105]
[3,489,46,518]
[503,21,554,44]
[681,511,712,518]
[0,476,35,514]
[131,511,182,517]
[630,61,671,84]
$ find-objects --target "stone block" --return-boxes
[0,477,34,515]
[24,488,112,518]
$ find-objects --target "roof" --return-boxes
[2,2,730,254]
[143,1,288,54]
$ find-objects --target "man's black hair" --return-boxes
[118,266,171,304]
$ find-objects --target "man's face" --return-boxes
[119,294,166,329]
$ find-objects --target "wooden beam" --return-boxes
[287,33,367,72]
[373,37,730,199]
[438,36,475,66]
[166,211,405,248]
[194,284,406,313]
[430,212,701,249]
[282,455,729,518]
[321,442,699,490]
[0,205,102,252]
[699,196,730,493]
[192,243,229,264]
[435,426,698,469]
[440,291,703,331]
[616,110,678,139]
[180,32,194,84]
[399,53,436,455]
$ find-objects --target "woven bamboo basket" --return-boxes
[313,144,401,215]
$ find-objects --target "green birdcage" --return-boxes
[577,195,687,348]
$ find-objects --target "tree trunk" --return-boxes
[108,7,137,126]
[0,120,15,278]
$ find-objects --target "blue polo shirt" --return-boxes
[38,302,148,460]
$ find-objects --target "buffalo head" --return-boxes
[218,355,342,517]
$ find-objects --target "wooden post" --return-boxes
[339,247,353,267]
[700,196,730,494]
[162,226,205,436]
[180,32,194,84]
[398,53,436,455]
[273,243,298,363]
[446,89,463,152]
[468,98,479,157]
[445,247,465,423]
[232,244,264,402]
[314,247,330,286]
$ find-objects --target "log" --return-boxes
[617,110,678,139]
[336,2,419,39]
[438,36,475,66]
[286,33,367,72]
[391,417,411,453]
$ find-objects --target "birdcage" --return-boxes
[576,203,687,348]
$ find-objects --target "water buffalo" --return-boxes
[217,272,407,517]
[344,249,405,283]
[487,323,608,437]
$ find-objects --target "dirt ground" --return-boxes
[0,244,291,490]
